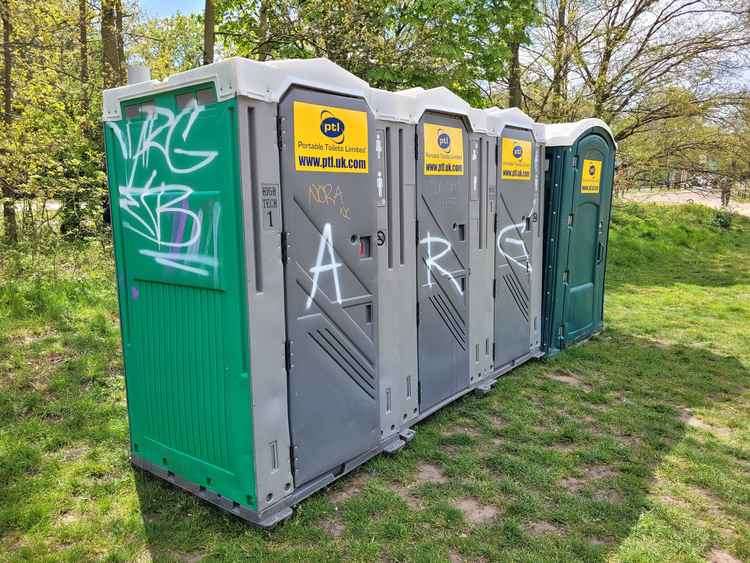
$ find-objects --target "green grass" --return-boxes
[1,202,749,562]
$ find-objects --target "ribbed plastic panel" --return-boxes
[129,281,230,469]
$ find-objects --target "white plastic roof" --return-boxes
[484,107,544,140]
[543,118,616,148]
[103,57,535,134]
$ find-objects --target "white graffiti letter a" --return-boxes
[307,223,343,309]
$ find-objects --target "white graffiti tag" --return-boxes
[496,217,531,272]
[420,232,463,295]
[107,98,220,277]
[306,223,343,309]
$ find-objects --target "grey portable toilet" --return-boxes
[485,108,546,374]
[396,87,494,414]
[541,119,616,356]
[269,59,423,483]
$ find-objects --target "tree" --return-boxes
[79,0,89,110]
[0,0,110,245]
[204,0,215,64]
[127,14,203,80]
[507,36,522,107]
[101,0,121,89]
[518,0,749,204]
[0,0,16,243]
[115,0,126,83]
[218,0,539,106]
[524,0,749,140]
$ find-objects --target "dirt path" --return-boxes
[621,190,750,217]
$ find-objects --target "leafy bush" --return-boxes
[712,209,733,230]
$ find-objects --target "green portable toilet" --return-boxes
[541,119,616,356]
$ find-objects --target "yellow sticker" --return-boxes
[581,159,602,193]
[423,123,464,176]
[501,138,532,181]
[293,101,369,173]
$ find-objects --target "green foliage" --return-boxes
[127,13,204,80]
[218,0,538,105]
[0,0,107,244]
[712,210,733,230]
[615,88,750,196]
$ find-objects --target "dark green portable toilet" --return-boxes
[541,119,616,356]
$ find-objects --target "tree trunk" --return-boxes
[203,0,215,65]
[1,0,17,243]
[101,0,119,89]
[508,39,522,108]
[79,0,88,110]
[550,0,568,119]
[256,0,271,61]
[1,2,10,123]
[115,0,125,83]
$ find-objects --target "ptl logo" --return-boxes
[320,110,346,144]
[513,144,523,159]
[437,131,451,152]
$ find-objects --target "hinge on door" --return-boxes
[276,116,284,150]
[280,231,288,263]
[562,270,569,284]
[414,131,419,160]
[567,213,574,226]
[494,212,498,233]
[492,278,496,298]
[416,302,420,325]
[559,324,565,338]
[289,445,296,474]
[284,340,292,372]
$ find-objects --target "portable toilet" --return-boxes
[541,119,616,356]
[394,86,499,413]
[485,108,546,375]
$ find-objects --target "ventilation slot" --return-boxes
[247,107,263,292]
[386,127,394,269]
[479,140,485,249]
[398,128,406,265]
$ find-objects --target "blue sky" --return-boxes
[139,0,204,18]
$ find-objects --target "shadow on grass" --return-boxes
[130,328,749,561]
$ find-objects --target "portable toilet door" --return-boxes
[542,119,616,355]
[278,85,382,486]
[488,108,546,373]
[415,109,471,413]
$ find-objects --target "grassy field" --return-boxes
[1,202,748,562]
